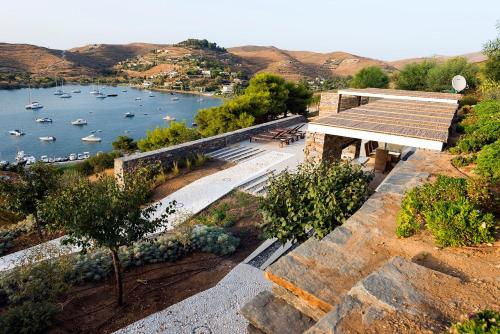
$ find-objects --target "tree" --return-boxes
[483,23,500,82]
[244,73,289,119]
[41,167,175,305]
[0,162,61,239]
[350,66,389,89]
[395,61,437,91]
[284,81,313,116]
[426,57,479,92]
[260,161,373,243]
[112,135,138,153]
[137,121,201,152]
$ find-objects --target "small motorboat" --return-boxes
[135,97,142,101]
[54,89,64,96]
[40,155,49,163]
[71,119,87,125]
[81,134,102,142]
[149,92,155,97]
[72,89,82,93]
[96,129,102,132]
[9,129,24,136]
[122,89,127,92]
[60,93,72,98]
[124,112,135,118]
[39,136,56,141]
[95,93,107,99]
[25,102,43,109]
[69,153,77,161]
[83,152,90,159]
[143,113,148,115]
[90,90,100,95]
[107,93,118,97]
[25,156,36,165]
[191,122,198,127]
[163,115,176,121]
[36,117,53,123]
[171,97,179,101]
[77,153,84,160]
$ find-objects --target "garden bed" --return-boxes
[47,191,263,333]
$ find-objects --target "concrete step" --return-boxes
[263,193,397,320]
[215,147,255,160]
[207,146,237,158]
[239,171,274,191]
[226,148,264,162]
[305,256,493,334]
[241,291,315,334]
[231,149,267,163]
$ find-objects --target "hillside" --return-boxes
[228,46,396,80]
[389,51,486,69]
[0,41,485,90]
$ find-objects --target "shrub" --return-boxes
[0,301,60,334]
[396,176,497,246]
[475,140,500,183]
[395,61,436,91]
[450,309,500,334]
[112,135,138,153]
[185,157,192,171]
[195,153,207,167]
[349,66,389,89]
[459,94,480,108]
[455,100,500,153]
[426,57,479,92]
[137,121,201,152]
[451,154,476,168]
[261,161,373,243]
[73,151,122,176]
[190,225,239,256]
[171,161,180,176]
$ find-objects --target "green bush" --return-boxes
[451,154,476,168]
[261,161,373,243]
[137,121,201,152]
[395,61,436,91]
[475,140,500,183]
[71,151,123,176]
[396,176,497,246]
[191,225,239,256]
[426,57,479,92]
[450,309,500,334]
[112,135,138,153]
[0,301,60,334]
[455,100,500,153]
[349,66,389,89]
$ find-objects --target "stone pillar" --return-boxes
[305,132,359,163]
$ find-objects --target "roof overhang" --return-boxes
[308,123,444,151]
[338,89,460,104]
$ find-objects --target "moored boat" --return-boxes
[71,118,88,125]
[81,134,102,142]
[124,112,135,118]
[36,117,53,123]
[9,129,24,136]
[39,136,56,141]
[163,115,176,121]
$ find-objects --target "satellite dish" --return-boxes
[452,75,467,92]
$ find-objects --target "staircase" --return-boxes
[207,145,267,164]
[240,151,498,333]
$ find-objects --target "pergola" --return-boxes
[308,88,461,152]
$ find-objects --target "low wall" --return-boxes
[114,115,306,176]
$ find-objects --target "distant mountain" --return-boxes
[0,42,486,82]
[389,52,486,69]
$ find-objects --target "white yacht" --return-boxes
[39,136,56,141]
[81,134,102,142]
[54,89,64,96]
[83,152,90,159]
[9,129,25,136]
[36,117,53,123]
[25,102,44,110]
[171,97,179,101]
[60,93,72,98]
[71,119,88,125]
[163,115,176,121]
[72,89,82,93]
[69,153,77,161]
[149,92,155,97]
[40,155,49,163]
[95,93,107,99]
[124,112,135,118]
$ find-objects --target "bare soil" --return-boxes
[50,192,263,334]
[150,159,234,202]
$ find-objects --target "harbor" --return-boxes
[0,84,222,164]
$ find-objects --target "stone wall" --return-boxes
[114,115,306,177]
[318,92,369,117]
[305,132,361,163]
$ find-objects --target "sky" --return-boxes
[1,0,498,61]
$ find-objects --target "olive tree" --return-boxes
[350,66,389,89]
[0,162,61,239]
[41,167,175,305]
[260,161,373,243]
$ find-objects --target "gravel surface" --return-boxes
[247,240,282,268]
[114,264,271,334]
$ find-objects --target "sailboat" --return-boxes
[90,79,100,95]
[59,78,72,98]
[54,78,63,96]
[25,84,43,109]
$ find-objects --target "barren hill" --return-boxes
[228,46,396,80]
[0,42,485,83]
[389,51,486,69]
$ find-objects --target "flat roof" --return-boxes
[338,88,461,104]
[309,98,459,151]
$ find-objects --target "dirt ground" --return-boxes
[150,159,234,202]
[49,192,263,334]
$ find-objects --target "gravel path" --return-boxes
[114,264,271,334]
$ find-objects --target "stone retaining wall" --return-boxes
[114,115,306,176]
[318,92,369,116]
